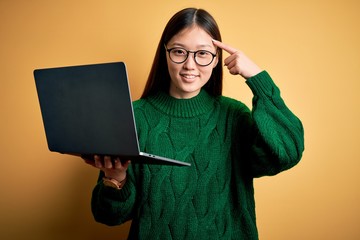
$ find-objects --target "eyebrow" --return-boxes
[170,42,214,49]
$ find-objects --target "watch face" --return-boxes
[103,178,120,189]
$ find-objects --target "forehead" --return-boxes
[167,25,214,49]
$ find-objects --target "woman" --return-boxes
[85,8,304,239]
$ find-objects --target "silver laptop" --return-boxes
[34,62,190,167]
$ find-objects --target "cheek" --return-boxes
[167,60,180,78]
[201,67,214,79]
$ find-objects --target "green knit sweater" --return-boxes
[91,71,304,239]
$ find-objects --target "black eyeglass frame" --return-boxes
[164,45,217,67]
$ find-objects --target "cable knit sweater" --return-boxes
[91,71,304,239]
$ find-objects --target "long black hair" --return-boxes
[141,8,223,98]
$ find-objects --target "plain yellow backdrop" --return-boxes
[1,0,359,239]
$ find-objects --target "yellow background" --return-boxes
[1,0,359,239]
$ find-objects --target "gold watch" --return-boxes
[102,177,126,190]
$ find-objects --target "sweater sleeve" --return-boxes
[244,71,304,177]
[91,166,137,226]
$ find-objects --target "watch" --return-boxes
[102,177,126,190]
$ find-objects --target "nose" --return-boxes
[183,52,196,69]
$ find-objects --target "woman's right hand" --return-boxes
[83,155,131,183]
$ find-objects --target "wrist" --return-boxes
[104,171,127,183]
[102,176,127,190]
[243,68,262,80]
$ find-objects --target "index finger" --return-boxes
[212,39,238,54]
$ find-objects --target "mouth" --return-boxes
[180,73,199,81]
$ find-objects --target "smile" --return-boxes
[180,74,199,79]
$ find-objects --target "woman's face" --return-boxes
[166,25,218,99]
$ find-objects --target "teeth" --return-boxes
[182,74,196,79]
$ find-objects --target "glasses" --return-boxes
[165,45,217,66]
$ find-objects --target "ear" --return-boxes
[212,56,219,68]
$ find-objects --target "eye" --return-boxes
[197,50,212,58]
[171,48,187,56]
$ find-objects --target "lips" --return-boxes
[180,73,199,81]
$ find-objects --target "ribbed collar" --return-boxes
[147,89,216,118]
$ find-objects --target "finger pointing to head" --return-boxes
[212,39,238,54]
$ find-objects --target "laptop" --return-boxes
[34,62,190,167]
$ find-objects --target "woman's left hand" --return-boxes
[212,39,262,79]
